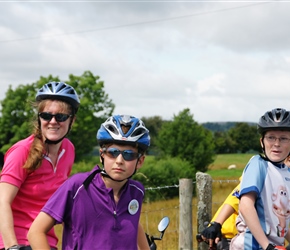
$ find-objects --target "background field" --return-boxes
[55,153,253,249]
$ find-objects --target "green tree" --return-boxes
[0,71,114,162]
[0,84,39,154]
[133,156,192,200]
[228,122,260,153]
[213,131,235,154]
[141,116,164,155]
[156,108,215,175]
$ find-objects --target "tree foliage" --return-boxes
[0,71,114,162]
[202,122,238,132]
[155,108,216,175]
[133,156,192,201]
[227,122,261,153]
[141,116,164,154]
[213,131,235,154]
[0,84,37,153]
[203,122,261,154]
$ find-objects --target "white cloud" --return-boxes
[1,1,290,123]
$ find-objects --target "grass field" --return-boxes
[55,153,254,249]
[207,153,253,178]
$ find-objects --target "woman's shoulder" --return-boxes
[4,135,34,161]
[8,134,34,149]
[62,137,75,149]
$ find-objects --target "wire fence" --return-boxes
[140,178,240,250]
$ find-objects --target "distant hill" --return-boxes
[202,122,256,132]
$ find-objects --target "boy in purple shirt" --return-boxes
[28,115,150,250]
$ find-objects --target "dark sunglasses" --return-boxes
[102,148,140,161]
[38,112,72,122]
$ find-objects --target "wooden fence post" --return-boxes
[179,178,193,250]
[196,172,213,250]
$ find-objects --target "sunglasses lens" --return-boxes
[39,112,53,121]
[122,150,139,161]
[39,113,70,122]
[55,114,70,122]
[105,148,139,161]
[107,148,121,158]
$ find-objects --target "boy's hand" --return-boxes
[266,244,286,250]
[201,221,222,239]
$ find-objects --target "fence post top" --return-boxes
[196,172,211,177]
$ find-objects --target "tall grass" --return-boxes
[55,153,251,249]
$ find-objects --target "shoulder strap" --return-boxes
[82,169,102,190]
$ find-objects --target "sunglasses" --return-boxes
[38,112,72,122]
[102,148,140,161]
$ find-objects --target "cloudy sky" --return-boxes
[1,0,290,123]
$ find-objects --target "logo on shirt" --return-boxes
[232,189,240,198]
[128,199,139,215]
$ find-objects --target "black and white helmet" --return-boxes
[36,81,80,113]
[258,108,290,134]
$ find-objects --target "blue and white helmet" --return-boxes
[36,81,80,114]
[97,115,150,151]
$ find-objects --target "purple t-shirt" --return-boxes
[42,166,145,250]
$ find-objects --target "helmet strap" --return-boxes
[45,136,66,145]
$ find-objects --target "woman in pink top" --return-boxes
[0,82,80,250]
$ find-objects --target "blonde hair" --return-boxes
[23,100,72,172]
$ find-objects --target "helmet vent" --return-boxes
[47,82,54,92]
[131,128,145,137]
[121,125,130,135]
[267,113,274,121]
[275,110,282,121]
[106,125,119,135]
